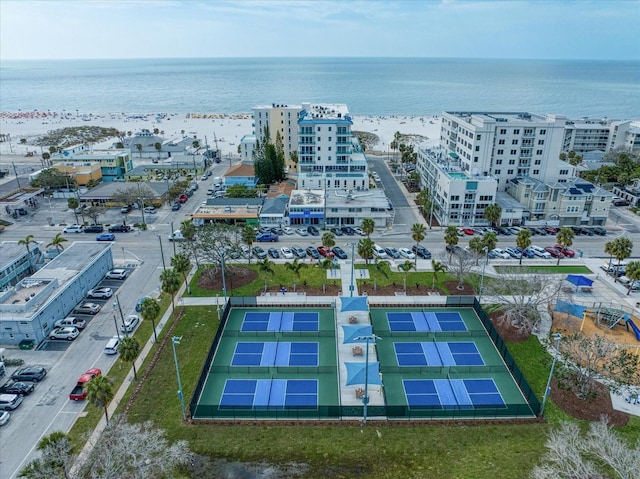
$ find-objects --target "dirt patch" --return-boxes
[488,310,530,342]
[443,281,476,296]
[197,266,257,291]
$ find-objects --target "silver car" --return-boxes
[74,302,102,315]
[120,315,140,333]
[49,327,80,341]
[87,287,113,299]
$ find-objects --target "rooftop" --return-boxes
[224,163,255,177]
[0,241,41,267]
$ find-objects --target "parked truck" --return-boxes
[69,368,101,401]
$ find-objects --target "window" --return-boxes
[533,169,539,175]
[328,137,332,142]
[317,127,321,131]
[495,169,501,175]
[510,149,517,155]
[474,156,479,162]
[475,146,480,151]
[538,139,545,145]
[540,129,546,135]
[328,146,332,151]
[328,127,332,131]
[559,169,568,175]
[512,139,519,145]
[500,128,507,134]
[507,169,514,174]
[476,134,481,140]
[496,159,503,165]
[499,139,505,145]
[497,149,504,155]
[317,137,321,142]
[536,150,543,155]
[513,129,520,134]
[508,159,515,165]
[534,159,541,165]
[317,146,321,151]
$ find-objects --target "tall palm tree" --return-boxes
[604,240,615,270]
[623,261,640,295]
[319,258,334,293]
[257,258,274,292]
[171,253,191,292]
[555,227,575,265]
[322,232,336,250]
[483,204,502,228]
[610,237,633,282]
[357,238,374,265]
[411,223,427,268]
[67,197,79,224]
[34,431,73,479]
[444,225,460,261]
[18,234,38,273]
[140,297,161,343]
[516,229,532,266]
[47,233,67,252]
[160,268,181,310]
[397,260,415,293]
[85,375,114,424]
[372,256,389,291]
[431,259,447,290]
[284,259,306,291]
[118,336,141,379]
[361,218,375,238]
[241,226,256,264]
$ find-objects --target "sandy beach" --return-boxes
[0,111,442,159]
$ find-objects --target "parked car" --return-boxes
[445,244,464,256]
[517,247,536,258]
[354,227,365,236]
[306,247,321,260]
[120,315,140,333]
[412,245,432,259]
[49,326,80,341]
[135,296,152,312]
[0,394,23,411]
[171,201,181,211]
[106,268,127,279]
[529,245,552,259]
[332,246,348,259]
[578,227,594,236]
[83,225,104,233]
[55,316,86,330]
[267,247,280,259]
[120,204,132,214]
[168,230,185,241]
[178,194,188,203]
[307,225,320,236]
[291,245,307,259]
[504,247,522,259]
[252,246,267,259]
[544,246,565,258]
[256,232,279,242]
[461,228,474,235]
[591,226,607,236]
[69,368,102,401]
[12,366,47,383]
[489,248,511,259]
[317,246,335,258]
[554,244,575,257]
[384,247,401,259]
[295,228,309,236]
[108,224,131,233]
[0,411,9,427]
[398,247,415,259]
[74,302,102,315]
[270,227,284,236]
[373,244,388,259]
[282,227,293,235]
[63,224,84,233]
[143,206,156,214]
[0,381,35,396]
[542,226,558,235]
[341,226,355,235]
[280,247,294,259]
[330,227,344,236]
[87,287,113,299]
[96,233,115,241]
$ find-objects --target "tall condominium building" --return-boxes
[562,119,635,154]
[252,104,302,162]
[439,111,574,191]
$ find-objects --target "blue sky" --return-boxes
[1,0,638,60]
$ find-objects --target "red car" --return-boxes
[543,226,558,234]
[317,246,335,258]
[461,228,475,235]
[554,244,575,257]
[544,246,565,258]
[178,194,188,203]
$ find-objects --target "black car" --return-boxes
[591,226,607,236]
[306,246,321,259]
[332,246,348,259]
[307,225,320,236]
[570,226,582,235]
[83,225,104,233]
[108,224,132,233]
[267,247,280,259]
[330,227,344,236]
[412,245,432,259]
[446,245,464,256]
[171,201,181,211]
[497,227,512,235]
[252,246,267,259]
[579,227,594,236]
[0,380,35,396]
[11,366,47,382]
[385,247,401,259]
[341,226,355,235]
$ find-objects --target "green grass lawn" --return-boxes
[494,265,593,274]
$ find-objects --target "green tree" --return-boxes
[154,141,162,160]
[322,232,336,249]
[604,240,616,269]
[357,237,374,265]
[609,237,633,282]
[171,253,191,293]
[361,218,375,238]
[257,257,274,292]
[160,268,181,310]
[226,184,257,198]
[397,260,415,293]
[482,231,498,253]
[241,226,257,264]
[140,297,161,343]
[135,143,143,158]
[484,204,502,227]
[468,236,485,265]
[516,228,532,266]
[85,375,114,424]
[431,259,447,290]
[555,227,575,265]
[284,258,306,291]
[18,234,38,273]
[118,336,141,379]
[372,256,389,291]
[319,258,334,293]
[46,233,67,252]
[444,226,459,261]
[19,431,73,479]
[67,197,79,224]
[30,168,76,190]
[253,126,285,184]
[411,223,427,268]
[624,261,640,295]
[180,220,199,268]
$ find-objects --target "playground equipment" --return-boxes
[554,300,640,342]
[585,306,628,329]
[626,318,640,341]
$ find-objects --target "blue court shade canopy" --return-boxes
[554,299,587,318]
[340,296,369,312]
[342,325,373,344]
[345,361,382,386]
[565,275,594,288]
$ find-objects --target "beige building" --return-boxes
[51,144,133,182]
[52,163,102,186]
[252,104,302,164]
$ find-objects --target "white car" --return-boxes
[282,227,294,235]
[143,207,156,214]
[63,224,84,233]
[490,248,511,259]
[55,316,86,330]
[168,230,185,241]
[280,247,294,259]
[373,244,388,259]
[529,245,552,259]
[120,314,140,333]
[87,287,113,299]
[106,268,127,280]
[49,327,80,341]
[398,248,415,259]
[354,227,365,236]
[0,411,10,427]
[295,228,309,236]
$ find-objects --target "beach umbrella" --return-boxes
[342,325,373,344]
[345,361,382,386]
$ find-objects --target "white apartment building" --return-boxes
[562,119,634,155]
[439,111,574,191]
[252,104,302,162]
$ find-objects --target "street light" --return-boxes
[113,294,128,337]
[158,235,167,271]
[345,242,356,297]
[540,333,562,417]
[353,334,380,425]
[170,221,176,255]
[478,246,489,304]
[220,248,227,299]
[171,336,187,421]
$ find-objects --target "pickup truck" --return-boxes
[69,368,101,401]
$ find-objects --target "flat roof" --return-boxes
[1,241,41,267]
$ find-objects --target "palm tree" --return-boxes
[154,142,162,161]
[397,260,415,293]
[624,261,640,295]
[322,232,336,250]
[118,336,141,379]
[257,258,274,292]
[484,204,502,227]
[46,233,67,252]
[319,258,334,293]
[171,253,191,292]
[140,297,161,343]
[516,229,532,266]
[67,197,79,224]
[444,226,459,261]
[160,268,181,310]
[604,240,615,269]
[555,227,575,265]
[431,259,447,290]
[411,223,427,268]
[284,259,306,291]
[357,238,374,265]
[31,431,73,479]
[482,231,498,254]
[361,218,375,238]
[610,237,633,282]
[18,234,38,273]
[85,375,114,424]
[241,226,256,264]
[372,256,389,291]
[468,237,485,265]
[135,143,143,158]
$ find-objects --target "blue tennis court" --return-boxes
[231,342,319,367]
[403,379,505,409]
[394,342,484,366]
[220,379,318,409]
[386,311,467,332]
[241,311,319,332]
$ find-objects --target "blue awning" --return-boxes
[345,362,382,386]
[342,325,373,344]
[340,296,368,312]
[566,275,594,287]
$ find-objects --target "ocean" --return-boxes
[1,57,638,118]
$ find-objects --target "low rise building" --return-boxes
[52,144,133,182]
[0,242,43,290]
[191,198,262,227]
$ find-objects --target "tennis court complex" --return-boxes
[190,299,539,420]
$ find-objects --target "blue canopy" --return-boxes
[554,299,587,318]
[345,361,382,386]
[340,296,369,312]
[565,275,594,287]
[342,325,373,344]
